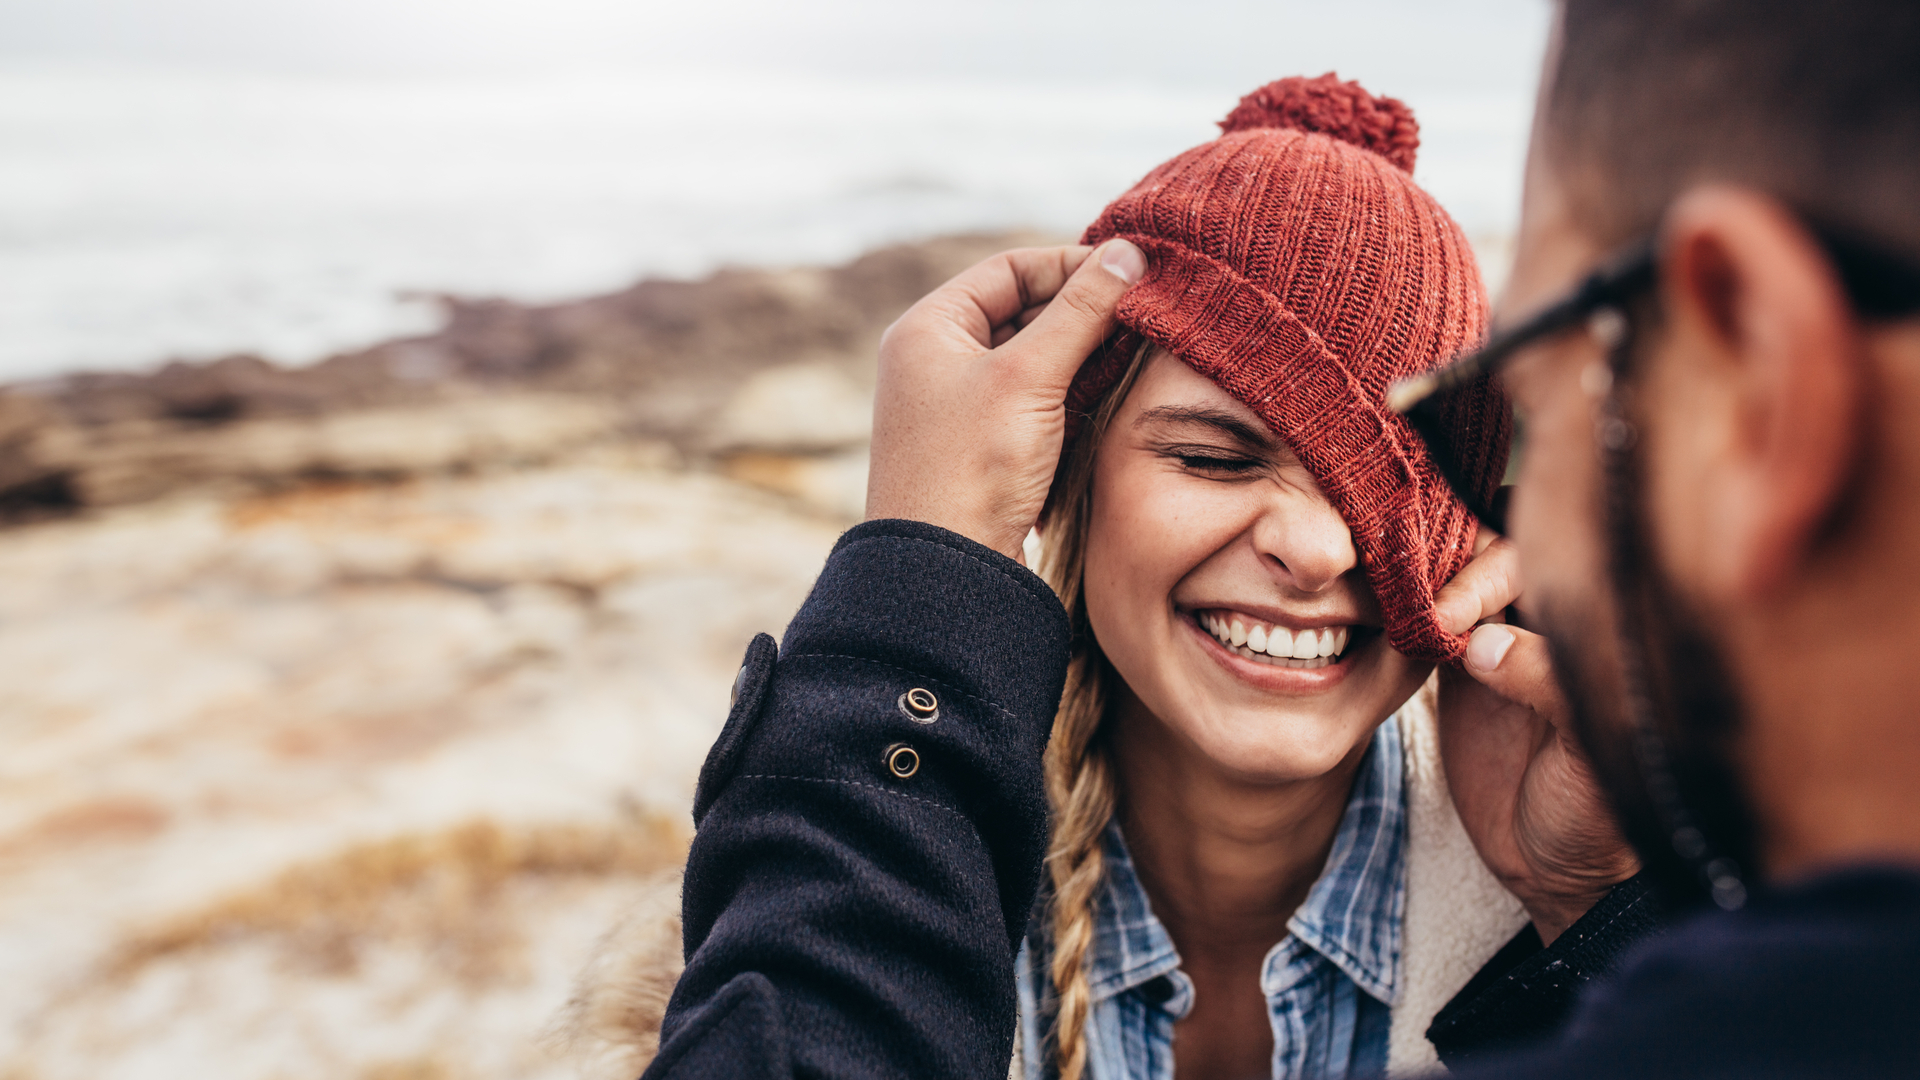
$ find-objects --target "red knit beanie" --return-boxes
[1068,73,1511,662]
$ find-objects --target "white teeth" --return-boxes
[1199,612,1358,666]
[1265,626,1293,657]
[1228,645,1331,670]
[1290,629,1318,660]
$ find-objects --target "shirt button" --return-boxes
[898,687,939,724]
[883,742,921,779]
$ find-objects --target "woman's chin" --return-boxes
[1178,716,1375,785]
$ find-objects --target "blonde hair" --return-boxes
[1035,342,1154,1080]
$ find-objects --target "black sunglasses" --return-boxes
[1387,222,1920,535]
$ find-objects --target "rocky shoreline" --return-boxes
[0,231,1043,518]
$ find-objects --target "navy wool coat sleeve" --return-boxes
[647,520,1071,1080]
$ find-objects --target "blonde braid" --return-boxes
[1036,342,1153,1080]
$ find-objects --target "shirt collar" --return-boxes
[1083,716,1407,1007]
[1082,821,1187,1004]
[1284,715,1406,1004]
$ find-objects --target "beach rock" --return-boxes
[708,361,874,454]
[18,394,626,507]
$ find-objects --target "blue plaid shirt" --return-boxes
[1016,718,1407,1080]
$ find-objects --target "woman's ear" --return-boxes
[1645,186,1864,605]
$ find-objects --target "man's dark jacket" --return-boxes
[643,520,1920,1080]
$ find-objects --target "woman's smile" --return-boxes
[1177,605,1377,693]
[1194,608,1352,664]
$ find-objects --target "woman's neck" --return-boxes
[1109,686,1371,959]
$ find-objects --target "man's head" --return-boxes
[1503,0,1920,905]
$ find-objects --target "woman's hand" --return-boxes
[866,240,1146,562]
[1432,535,1641,944]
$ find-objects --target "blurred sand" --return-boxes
[0,234,1037,1079]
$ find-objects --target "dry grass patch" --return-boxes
[111,815,689,985]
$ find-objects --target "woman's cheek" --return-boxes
[1086,470,1199,667]
[1084,480,1157,644]
[1131,468,1241,552]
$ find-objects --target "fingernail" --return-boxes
[1098,239,1146,285]
[1466,625,1516,672]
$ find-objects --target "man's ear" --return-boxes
[1650,187,1863,602]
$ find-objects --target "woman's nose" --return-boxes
[1252,495,1358,593]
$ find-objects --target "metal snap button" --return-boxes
[884,743,920,779]
[730,663,749,709]
[898,687,939,724]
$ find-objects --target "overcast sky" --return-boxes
[0,0,1551,98]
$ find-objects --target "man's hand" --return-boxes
[866,240,1147,561]
[1433,535,1640,944]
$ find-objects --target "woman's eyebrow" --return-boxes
[1134,404,1276,449]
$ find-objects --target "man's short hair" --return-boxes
[1546,0,1920,252]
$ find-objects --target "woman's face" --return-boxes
[1084,351,1433,784]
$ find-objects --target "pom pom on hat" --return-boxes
[1219,72,1420,172]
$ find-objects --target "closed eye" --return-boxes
[1169,450,1264,475]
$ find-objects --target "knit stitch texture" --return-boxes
[1069,73,1512,660]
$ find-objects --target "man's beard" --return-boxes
[1532,470,1765,910]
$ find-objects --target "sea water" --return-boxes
[0,0,1546,381]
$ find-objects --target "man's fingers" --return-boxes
[999,238,1145,388]
[986,301,1052,347]
[1460,624,1573,731]
[1434,536,1524,635]
[927,245,1093,339]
